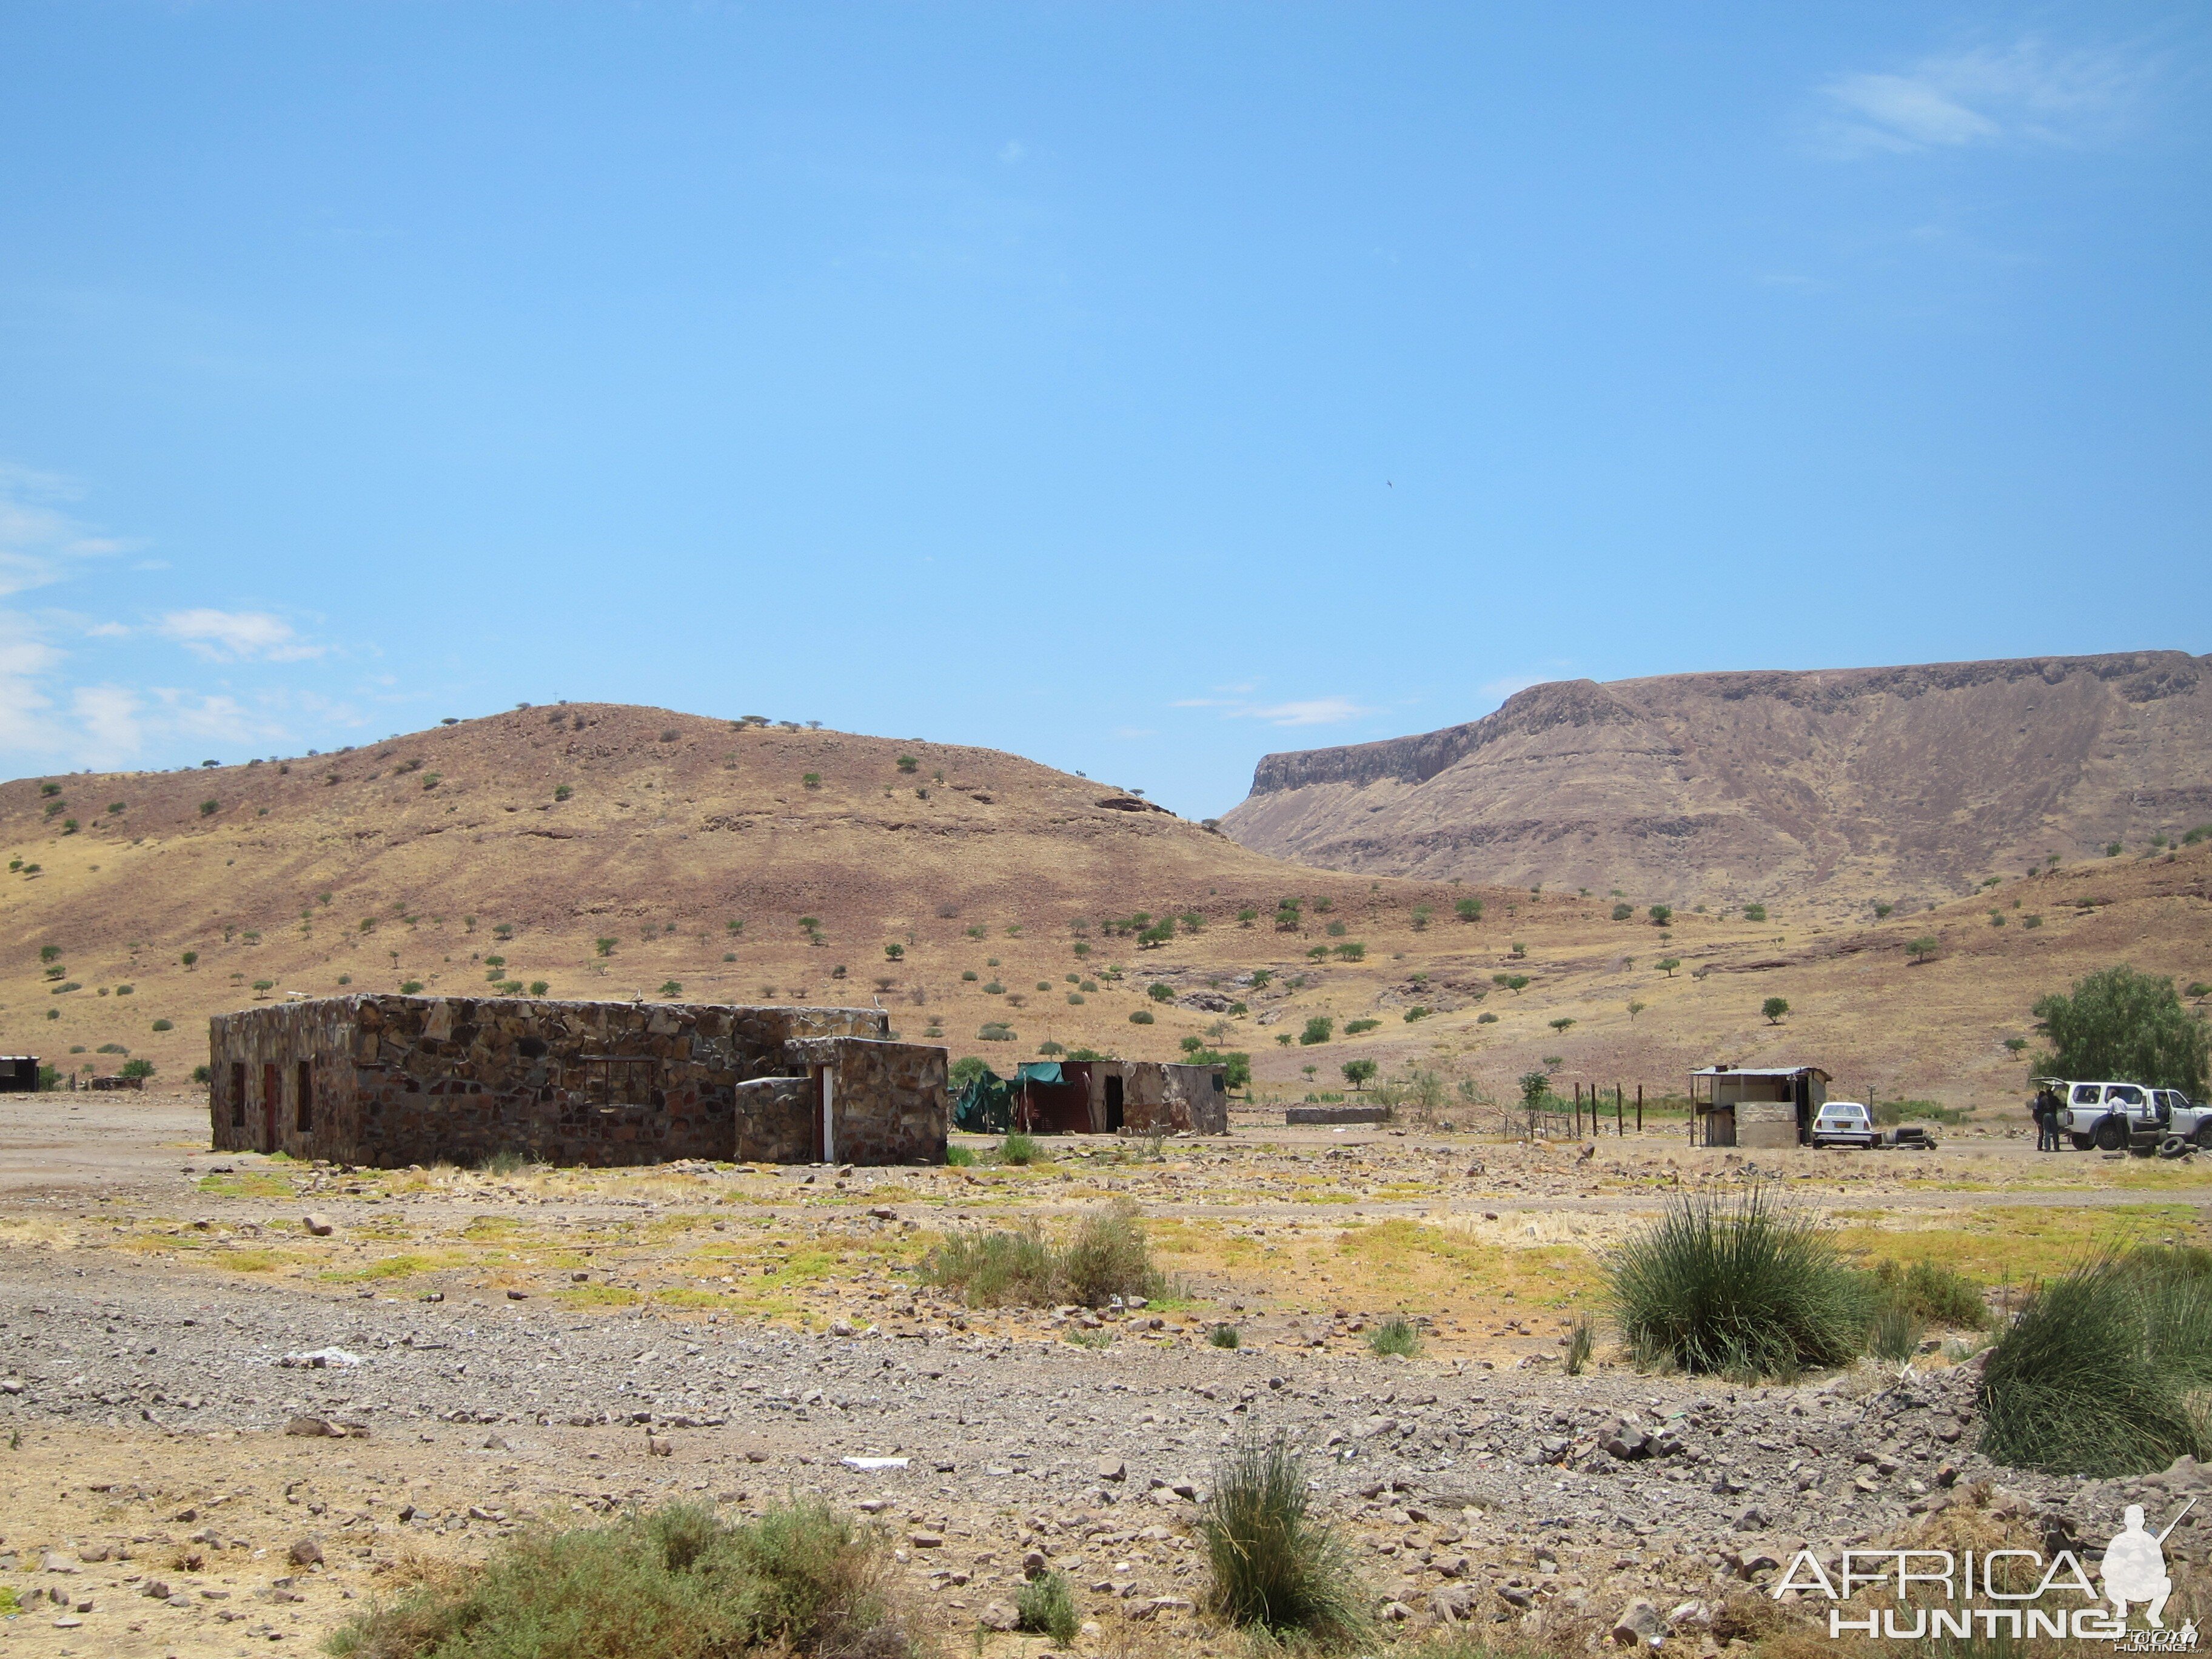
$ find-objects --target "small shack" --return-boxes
[1690,1064,1830,1148]
[954,1059,1228,1136]
[0,1056,40,1093]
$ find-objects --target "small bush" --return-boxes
[999,1131,1039,1165]
[659,980,683,997]
[943,1144,975,1167]
[1743,902,1768,922]
[1343,1017,1379,1034]
[1128,1010,1155,1025]
[1208,1322,1241,1349]
[399,979,424,994]
[1015,1569,1078,1646]
[922,1203,1163,1309]
[1199,1433,1364,1641]
[1867,1301,1925,1363]
[1061,1201,1165,1305]
[1564,1316,1595,1375]
[151,1017,173,1031]
[1298,1016,1333,1046]
[1609,1185,1871,1379]
[1368,1315,1419,1358]
[199,798,218,816]
[1872,1259,1988,1327]
[322,1498,903,1659]
[977,1022,1015,1042]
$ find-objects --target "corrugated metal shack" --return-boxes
[1689,1064,1831,1148]
[954,1059,1228,1136]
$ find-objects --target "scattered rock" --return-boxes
[288,1537,323,1567]
[301,1213,334,1236]
[1612,1598,1667,1646]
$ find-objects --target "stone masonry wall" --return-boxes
[829,1041,948,1165]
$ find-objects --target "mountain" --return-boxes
[5,699,2205,1114]
[1219,651,2212,913]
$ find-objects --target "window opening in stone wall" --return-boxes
[297,1059,313,1133]
[230,1061,246,1127]
[580,1055,656,1106]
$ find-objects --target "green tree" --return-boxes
[1762,996,1789,1025]
[1341,1059,1378,1090]
[1518,1070,1550,1108]
[121,1058,155,1081]
[1148,982,1175,1003]
[1454,896,1484,923]
[1548,1017,1575,1034]
[896,754,919,773]
[1906,936,1938,964]
[1496,973,1530,995]
[1627,1000,1647,1021]
[1235,907,1258,927]
[1648,904,1672,927]
[884,942,905,962]
[1298,1016,1334,1046]
[1743,903,1768,922]
[1611,902,1634,921]
[1655,957,1681,977]
[595,936,617,957]
[2032,965,2208,1094]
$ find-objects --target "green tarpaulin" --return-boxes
[1015,1062,1065,1087]
[953,1068,1013,1133]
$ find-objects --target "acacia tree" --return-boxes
[2033,965,2208,1094]
[1762,997,1789,1025]
[1341,1059,1378,1090]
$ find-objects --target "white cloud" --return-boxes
[1238,697,1373,728]
[0,464,133,597]
[157,608,324,662]
[1815,38,2147,157]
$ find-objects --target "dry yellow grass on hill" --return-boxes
[3,702,2206,1111]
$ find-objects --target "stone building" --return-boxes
[207,995,947,1167]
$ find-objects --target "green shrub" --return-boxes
[943,1144,975,1167]
[1648,904,1671,926]
[1608,1186,1871,1379]
[1453,897,1483,922]
[191,1064,210,1084]
[1368,1315,1419,1358]
[922,1203,1162,1309]
[1872,1259,1988,1327]
[1128,1010,1154,1025]
[399,979,424,995]
[981,980,1004,995]
[199,799,218,816]
[1208,1323,1241,1349]
[1867,1301,1925,1363]
[977,1022,1015,1042]
[1343,1018,1379,1035]
[999,1131,1039,1165]
[151,1018,173,1031]
[1298,1016,1333,1046]
[1199,1434,1364,1641]
[322,1498,903,1659]
[2032,964,2210,1094]
[1563,1316,1595,1376]
[1979,1252,2212,1475]
[1060,1201,1165,1306]
[1743,903,1768,922]
[1015,1569,1078,1646]
[659,980,683,997]
[1147,981,1174,1002]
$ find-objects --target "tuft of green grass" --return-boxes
[1563,1316,1595,1376]
[478,1148,535,1176]
[1199,1433,1365,1643]
[942,1144,976,1167]
[1367,1315,1420,1358]
[1207,1322,1242,1349]
[1867,1301,1925,1363]
[1873,1258,1989,1329]
[996,1131,1038,1166]
[922,1202,1162,1309]
[1015,1569,1079,1646]
[322,1498,903,1659]
[1979,1249,2212,1476]
[1608,1185,1871,1380]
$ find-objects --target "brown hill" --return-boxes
[1220,651,2212,914]
[4,701,2206,1113]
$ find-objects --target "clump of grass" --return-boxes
[1367,1315,1420,1358]
[1199,1433,1364,1643]
[942,1145,975,1168]
[1061,1201,1165,1306]
[997,1131,1038,1166]
[919,1227,1057,1307]
[1563,1316,1595,1376]
[920,1202,1162,1309]
[323,1498,904,1659]
[1207,1322,1241,1349]
[1873,1258,1989,1329]
[1607,1185,1871,1380]
[1015,1569,1079,1646]
[1980,1248,2212,1475]
[1867,1301,1925,1363]
[478,1148,534,1177]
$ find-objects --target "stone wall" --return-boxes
[734,1076,815,1163]
[828,1041,948,1165]
[206,995,927,1167]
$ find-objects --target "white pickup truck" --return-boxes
[2056,1080,2212,1153]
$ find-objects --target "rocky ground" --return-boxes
[3,1094,2210,1658]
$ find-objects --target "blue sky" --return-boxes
[2,3,2205,818]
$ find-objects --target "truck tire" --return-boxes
[2159,1136,2192,1160]
[2070,1134,2097,1151]
[2195,1121,2212,1150]
[2093,1115,2127,1153]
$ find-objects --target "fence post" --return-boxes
[1615,1084,1623,1137]
[1637,1085,1643,1133]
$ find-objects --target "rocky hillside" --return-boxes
[1221,651,2212,913]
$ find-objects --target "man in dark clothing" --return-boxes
[2035,1088,2063,1151]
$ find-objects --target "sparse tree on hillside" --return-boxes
[1627,1000,1647,1021]
[1655,957,1681,977]
[1762,997,1790,1025]
[1341,1059,1378,1090]
[1649,904,1672,927]
[1454,897,1484,923]
[1612,903,1634,921]
[1906,936,1939,964]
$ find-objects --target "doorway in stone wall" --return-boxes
[263,1063,280,1153]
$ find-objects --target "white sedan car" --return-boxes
[1810,1101,1879,1149]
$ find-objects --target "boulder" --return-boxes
[1612,1598,1666,1647]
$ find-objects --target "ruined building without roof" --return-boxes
[208,994,947,1167]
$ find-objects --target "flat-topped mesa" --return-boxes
[208,994,948,1168]
[1225,651,2212,907]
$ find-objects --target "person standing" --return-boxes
[2035,1087,2062,1151]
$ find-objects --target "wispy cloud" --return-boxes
[1480,674,1547,702]
[0,464,133,597]
[157,608,324,662]
[1239,697,1374,728]
[1814,38,2148,158]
